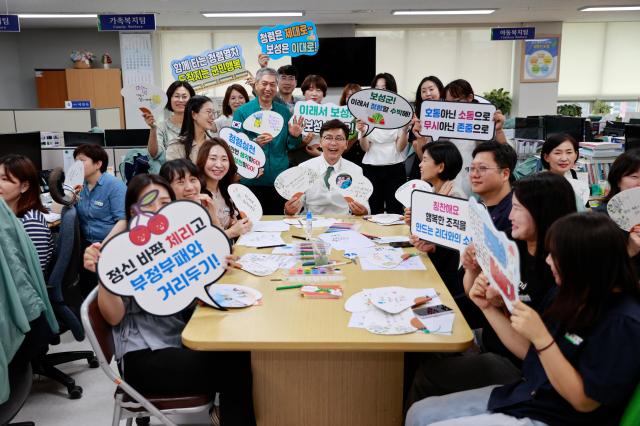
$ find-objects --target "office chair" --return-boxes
[32,205,98,399]
[0,360,35,426]
[81,288,213,426]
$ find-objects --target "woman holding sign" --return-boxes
[407,76,446,180]
[196,138,252,239]
[594,149,640,275]
[143,81,195,162]
[358,72,408,215]
[443,79,507,197]
[407,213,640,426]
[166,95,216,163]
[83,174,256,425]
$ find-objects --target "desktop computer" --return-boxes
[104,129,150,147]
[63,131,105,147]
[0,132,43,170]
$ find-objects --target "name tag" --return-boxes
[94,200,104,207]
[564,333,583,346]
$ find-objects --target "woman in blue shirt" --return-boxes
[406,212,640,426]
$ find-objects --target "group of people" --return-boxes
[2,56,640,425]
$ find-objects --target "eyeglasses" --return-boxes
[172,94,190,100]
[279,75,296,81]
[465,166,503,175]
[322,136,346,142]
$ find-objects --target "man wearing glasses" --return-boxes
[284,120,369,216]
[256,54,303,114]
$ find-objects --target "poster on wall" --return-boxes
[520,35,561,83]
[170,45,249,92]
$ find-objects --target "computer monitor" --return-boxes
[63,131,105,147]
[544,116,585,142]
[625,124,640,152]
[514,116,544,140]
[0,132,43,170]
[630,118,640,125]
[104,129,150,147]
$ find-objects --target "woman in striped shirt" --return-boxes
[0,154,53,273]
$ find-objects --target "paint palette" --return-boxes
[282,266,345,282]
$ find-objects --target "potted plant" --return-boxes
[482,88,512,116]
[557,104,582,117]
[70,50,95,69]
[592,99,612,115]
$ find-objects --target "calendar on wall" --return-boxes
[119,33,156,129]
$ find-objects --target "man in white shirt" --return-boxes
[284,120,369,216]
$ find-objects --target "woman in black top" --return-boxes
[407,213,640,426]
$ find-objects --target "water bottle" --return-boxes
[304,211,313,240]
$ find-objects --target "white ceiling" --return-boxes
[9,0,640,28]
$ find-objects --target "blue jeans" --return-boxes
[405,385,548,426]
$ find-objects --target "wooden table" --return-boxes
[182,216,473,426]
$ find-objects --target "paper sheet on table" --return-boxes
[286,217,337,229]
[236,232,285,247]
[367,214,405,225]
[359,254,426,271]
[238,253,297,276]
[251,220,290,232]
[417,313,455,335]
[318,230,375,251]
[345,287,440,313]
[364,307,417,335]
[375,236,410,244]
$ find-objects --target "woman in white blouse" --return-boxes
[213,84,250,133]
[357,72,409,214]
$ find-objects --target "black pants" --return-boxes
[246,185,286,215]
[123,348,256,426]
[362,162,406,214]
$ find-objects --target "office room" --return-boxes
[1,1,640,425]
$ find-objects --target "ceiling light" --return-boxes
[579,6,640,12]
[202,12,303,18]
[392,9,496,16]
[18,14,98,19]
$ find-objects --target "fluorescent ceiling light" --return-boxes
[392,9,496,15]
[579,6,640,12]
[18,14,98,18]
[202,12,303,18]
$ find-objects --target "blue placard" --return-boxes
[98,14,156,31]
[257,21,318,59]
[491,27,535,41]
[0,15,20,32]
[65,100,92,109]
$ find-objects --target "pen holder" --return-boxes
[311,238,329,266]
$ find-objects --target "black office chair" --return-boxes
[32,204,98,399]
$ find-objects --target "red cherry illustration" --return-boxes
[148,214,169,235]
[129,225,151,246]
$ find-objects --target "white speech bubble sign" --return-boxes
[219,128,266,179]
[395,179,433,208]
[274,166,320,200]
[96,200,232,316]
[242,110,284,136]
[292,100,355,135]
[228,183,263,222]
[347,88,413,137]
[607,187,640,232]
[329,173,373,205]
[206,284,261,308]
[120,84,167,114]
[419,100,496,142]
[467,197,520,312]
[64,160,85,190]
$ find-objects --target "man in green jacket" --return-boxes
[232,67,303,214]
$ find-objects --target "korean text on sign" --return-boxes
[419,100,496,142]
[170,45,247,89]
[257,21,319,59]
